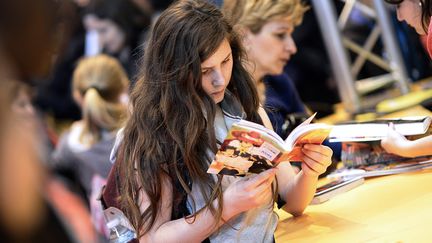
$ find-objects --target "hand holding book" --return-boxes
[207,113,333,176]
[380,122,412,156]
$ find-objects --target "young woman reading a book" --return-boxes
[108,0,332,242]
[382,0,432,157]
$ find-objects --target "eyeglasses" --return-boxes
[384,0,404,4]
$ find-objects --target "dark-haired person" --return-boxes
[108,0,332,242]
[84,0,151,79]
[381,0,432,157]
[385,0,432,57]
[385,0,430,36]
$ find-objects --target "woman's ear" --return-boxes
[236,26,253,51]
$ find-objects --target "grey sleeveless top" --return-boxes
[187,94,278,243]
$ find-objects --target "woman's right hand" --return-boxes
[221,168,276,219]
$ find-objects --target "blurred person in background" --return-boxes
[51,54,129,236]
[0,0,98,241]
[83,0,151,81]
[385,0,432,55]
[35,0,149,124]
[222,0,308,138]
[381,0,432,157]
[9,82,58,156]
[34,0,90,122]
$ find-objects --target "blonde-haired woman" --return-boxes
[51,54,129,236]
[223,0,308,138]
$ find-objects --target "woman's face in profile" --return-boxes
[244,17,297,78]
[396,0,426,35]
[201,38,233,104]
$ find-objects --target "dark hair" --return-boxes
[385,0,432,33]
[118,0,261,236]
[149,0,176,12]
[384,0,404,3]
[85,0,151,52]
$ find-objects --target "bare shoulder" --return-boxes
[136,172,174,238]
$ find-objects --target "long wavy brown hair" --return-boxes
[117,0,263,236]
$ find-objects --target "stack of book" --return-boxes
[329,116,431,142]
[315,116,431,204]
[328,157,432,179]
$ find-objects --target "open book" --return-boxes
[207,113,332,176]
[329,116,431,142]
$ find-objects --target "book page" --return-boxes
[207,123,287,176]
[284,113,332,151]
[284,113,315,146]
[236,120,285,146]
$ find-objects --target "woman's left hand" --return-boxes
[381,123,412,157]
[300,144,333,177]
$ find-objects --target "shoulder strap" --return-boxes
[258,106,274,130]
[100,146,124,210]
[100,165,120,210]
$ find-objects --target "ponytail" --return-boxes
[80,87,127,146]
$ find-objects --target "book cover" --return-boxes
[207,113,332,176]
[329,116,431,142]
[310,177,364,204]
[327,156,432,179]
[340,140,408,168]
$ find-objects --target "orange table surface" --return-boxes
[275,170,432,242]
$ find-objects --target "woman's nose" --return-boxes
[285,36,297,55]
[212,70,225,86]
[396,9,403,22]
